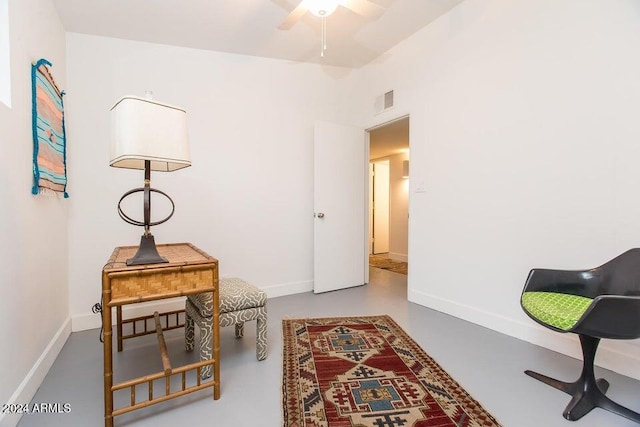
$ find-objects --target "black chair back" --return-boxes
[594,248,640,297]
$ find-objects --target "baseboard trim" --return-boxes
[408,287,640,381]
[0,318,71,427]
[262,279,313,298]
[71,280,313,332]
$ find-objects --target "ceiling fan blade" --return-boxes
[341,0,385,19]
[278,1,310,30]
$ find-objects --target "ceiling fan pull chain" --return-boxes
[321,16,326,57]
[323,16,327,51]
[320,18,323,57]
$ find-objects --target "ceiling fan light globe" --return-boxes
[308,0,340,17]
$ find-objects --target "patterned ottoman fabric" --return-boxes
[521,291,593,331]
[185,300,214,379]
[186,278,267,378]
[188,277,268,316]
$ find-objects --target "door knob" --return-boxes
[317,212,325,218]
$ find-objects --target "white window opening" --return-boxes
[0,0,11,108]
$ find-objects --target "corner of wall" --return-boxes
[0,318,71,427]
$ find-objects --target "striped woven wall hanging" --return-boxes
[31,58,68,197]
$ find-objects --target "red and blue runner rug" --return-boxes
[282,315,501,427]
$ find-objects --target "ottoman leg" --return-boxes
[235,322,244,338]
[256,313,267,361]
[198,315,213,379]
[185,309,194,352]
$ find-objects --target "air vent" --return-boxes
[374,90,394,115]
[384,90,394,109]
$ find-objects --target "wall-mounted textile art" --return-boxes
[31,58,68,197]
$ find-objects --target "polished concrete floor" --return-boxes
[17,267,640,426]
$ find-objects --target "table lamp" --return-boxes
[110,94,191,265]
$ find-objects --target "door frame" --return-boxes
[364,114,410,285]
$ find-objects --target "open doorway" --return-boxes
[367,116,409,277]
[369,160,390,254]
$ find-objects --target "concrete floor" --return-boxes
[17,267,640,426]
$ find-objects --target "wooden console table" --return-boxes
[101,243,220,427]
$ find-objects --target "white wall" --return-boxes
[370,153,409,260]
[0,0,69,425]
[388,153,409,261]
[65,33,358,330]
[0,0,11,107]
[355,0,640,379]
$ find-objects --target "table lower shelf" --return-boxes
[111,358,219,417]
[108,308,220,425]
[117,308,186,352]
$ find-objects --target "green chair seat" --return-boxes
[521,292,593,331]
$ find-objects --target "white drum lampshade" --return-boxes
[110,96,191,171]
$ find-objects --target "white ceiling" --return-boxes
[370,116,409,159]
[51,0,465,68]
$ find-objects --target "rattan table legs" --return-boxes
[103,284,114,427]
[103,303,220,426]
[101,243,220,427]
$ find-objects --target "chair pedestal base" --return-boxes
[525,335,640,423]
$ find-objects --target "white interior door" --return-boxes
[314,121,366,294]
[372,161,390,254]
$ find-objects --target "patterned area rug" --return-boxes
[369,255,408,275]
[282,315,501,427]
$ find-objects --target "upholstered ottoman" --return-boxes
[185,278,267,378]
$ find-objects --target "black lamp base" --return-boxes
[126,234,168,266]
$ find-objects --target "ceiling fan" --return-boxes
[278,0,385,30]
[278,0,386,56]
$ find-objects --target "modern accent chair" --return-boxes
[520,249,640,423]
